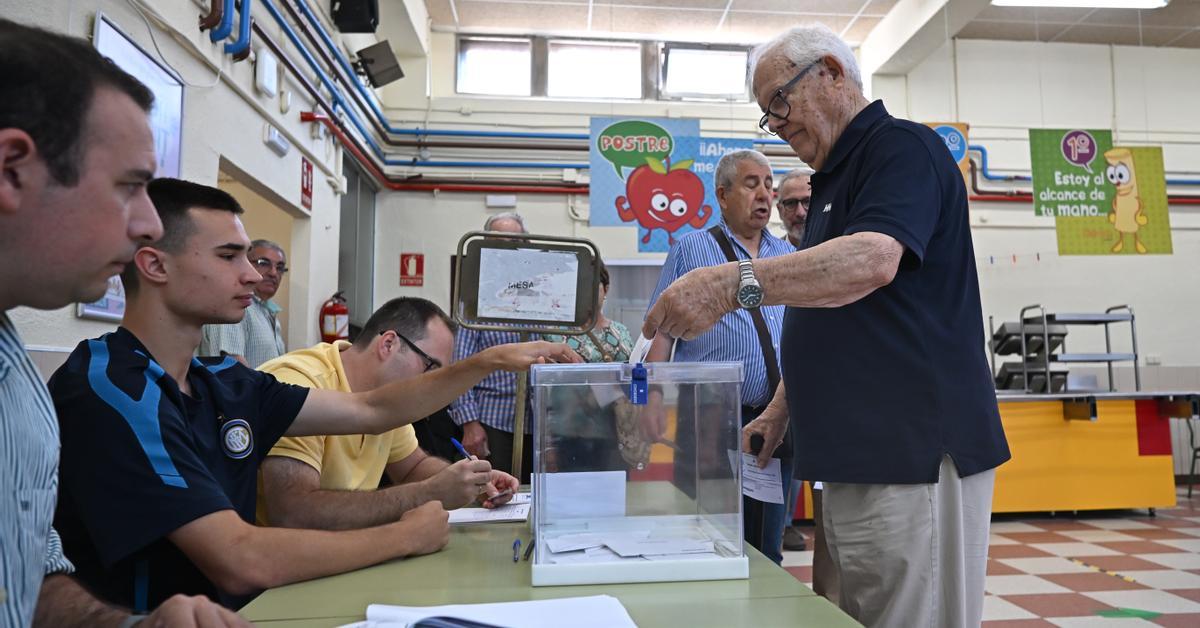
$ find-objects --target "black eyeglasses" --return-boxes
[779,198,811,211]
[252,258,289,274]
[382,330,442,372]
[758,59,822,136]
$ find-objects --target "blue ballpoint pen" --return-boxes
[512,538,521,562]
[449,437,474,462]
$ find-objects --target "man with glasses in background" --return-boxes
[200,239,288,368]
[775,168,811,249]
[257,297,520,531]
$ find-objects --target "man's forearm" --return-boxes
[756,232,902,308]
[358,350,500,432]
[293,352,500,437]
[242,520,426,589]
[173,510,433,595]
[398,455,451,484]
[271,482,432,531]
[34,574,129,628]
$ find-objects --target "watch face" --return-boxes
[738,284,763,308]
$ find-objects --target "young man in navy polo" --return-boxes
[49,178,577,610]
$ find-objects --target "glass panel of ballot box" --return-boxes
[530,361,749,586]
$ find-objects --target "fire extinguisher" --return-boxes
[319,292,349,344]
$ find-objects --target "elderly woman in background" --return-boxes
[542,260,634,471]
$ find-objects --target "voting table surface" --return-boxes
[240,519,859,627]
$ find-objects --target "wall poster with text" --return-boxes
[1030,129,1172,255]
[589,117,751,253]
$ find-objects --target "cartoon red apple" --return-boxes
[615,157,712,244]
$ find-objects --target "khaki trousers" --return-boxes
[821,456,995,628]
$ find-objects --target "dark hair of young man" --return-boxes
[0,17,154,186]
[120,178,244,294]
[597,258,610,290]
[354,297,458,350]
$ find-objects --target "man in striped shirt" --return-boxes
[0,18,248,627]
[644,149,796,564]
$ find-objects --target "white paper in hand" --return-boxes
[740,453,785,504]
[628,334,652,365]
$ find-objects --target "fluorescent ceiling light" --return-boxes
[991,0,1169,8]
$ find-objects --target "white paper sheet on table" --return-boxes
[601,536,715,558]
[544,533,604,553]
[448,501,530,524]
[740,453,784,504]
[335,594,638,628]
[541,470,626,519]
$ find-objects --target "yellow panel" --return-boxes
[992,400,1176,513]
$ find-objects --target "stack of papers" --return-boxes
[544,530,726,564]
[336,594,637,628]
[448,493,531,525]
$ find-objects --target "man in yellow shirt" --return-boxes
[257,297,520,529]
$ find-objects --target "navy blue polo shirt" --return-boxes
[49,327,308,610]
[783,100,1010,484]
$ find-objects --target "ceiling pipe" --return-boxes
[199,0,224,31]
[303,111,590,194]
[209,0,235,42]
[225,0,254,61]
[258,2,1198,192]
[252,21,335,118]
[264,0,1200,182]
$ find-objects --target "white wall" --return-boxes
[4,0,343,356]
[892,38,1200,368]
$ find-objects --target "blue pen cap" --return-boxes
[629,363,648,405]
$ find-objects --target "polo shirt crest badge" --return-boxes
[220,417,254,460]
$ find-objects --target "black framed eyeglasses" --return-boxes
[779,198,811,211]
[758,59,822,136]
[251,257,289,274]
[382,330,442,372]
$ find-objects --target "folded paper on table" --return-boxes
[448,501,531,524]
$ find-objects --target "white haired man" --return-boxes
[643,24,1009,628]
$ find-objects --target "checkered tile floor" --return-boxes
[780,486,1200,626]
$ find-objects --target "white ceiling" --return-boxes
[419,0,1200,50]
[959,0,1200,48]
[423,0,899,46]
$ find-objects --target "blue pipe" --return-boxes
[291,0,794,144]
[267,5,1200,180]
[224,0,253,56]
[210,0,235,42]
[968,144,1029,181]
[970,143,1200,185]
[259,0,387,160]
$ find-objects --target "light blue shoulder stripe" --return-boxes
[197,355,238,374]
[86,339,188,488]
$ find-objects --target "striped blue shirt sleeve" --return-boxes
[448,327,482,426]
[43,526,74,575]
[647,237,685,314]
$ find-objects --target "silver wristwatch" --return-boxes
[735,259,764,309]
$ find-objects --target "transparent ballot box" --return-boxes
[530,361,749,586]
